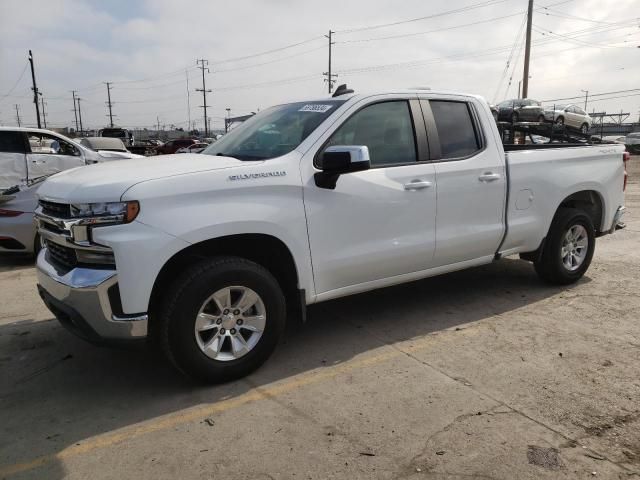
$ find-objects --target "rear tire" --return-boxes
[580,123,589,134]
[511,112,519,123]
[158,256,286,383]
[534,208,595,285]
[537,115,545,123]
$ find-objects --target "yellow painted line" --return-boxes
[0,348,405,477]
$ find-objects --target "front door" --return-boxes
[25,132,85,180]
[302,97,437,296]
[421,98,506,266]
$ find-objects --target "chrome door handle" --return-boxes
[403,180,433,191]
[478,172,501,182]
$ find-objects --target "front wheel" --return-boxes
[556,116,564,126]
[511,111,519,123]
[534,208,595,285]
[158,256,286,383]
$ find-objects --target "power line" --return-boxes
[493,12,528,102]
[337,11,525,44]
[0,63,29,104]
[210,36,324,66]
[542,88,640,103]
[540,7,639,26]
[335,0,508,34]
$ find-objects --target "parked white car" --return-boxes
[625,132,640,154]
[0,127,143,254]
[544,104,592,133]
[34,87,626,382]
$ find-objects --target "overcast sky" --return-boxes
[1,0,638,131]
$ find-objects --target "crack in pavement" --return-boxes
[321,305,639,476]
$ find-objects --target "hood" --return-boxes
[37,153,260,203]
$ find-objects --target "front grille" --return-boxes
[46,240,77,270]
[40,200,71,218]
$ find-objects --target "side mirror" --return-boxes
[315,145,370,189]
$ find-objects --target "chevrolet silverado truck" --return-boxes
[34,87,628,382]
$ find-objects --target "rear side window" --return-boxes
[430,101,481,159]
[0,131,26,154]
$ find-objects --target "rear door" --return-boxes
[25,132,85,180]
[0,130,28,190]
[420,97,506,267]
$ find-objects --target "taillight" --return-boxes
[623,151,629,192]
[0,209,24,217]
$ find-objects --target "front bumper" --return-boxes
[36,249,148,344]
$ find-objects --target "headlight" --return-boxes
[70,201,139,223]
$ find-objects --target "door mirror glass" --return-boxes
[315,145,370,189]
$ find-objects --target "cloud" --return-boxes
[1,0,639,129]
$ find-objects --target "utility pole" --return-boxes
[196,59,212,137]
[39,93,47,128]
[323,30,337,94]
[186,69,191,131]
[28,50,41,128]
[581,89,589,110]
[77,97,84,135]
[104,82,114,127]
[156,116,160,133]
[225,107,231,133]
[71,90,79,132]
[521,0,534,99]
[15,104,21,127]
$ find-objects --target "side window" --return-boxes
[324,101,417,167]
[27,133,80,156]
[0,131,26,153]
[430,101,481,159]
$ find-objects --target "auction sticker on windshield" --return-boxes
[299,104,333,113]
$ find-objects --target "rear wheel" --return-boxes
[511,111,519,123]
[534,208,595,285]
[537,115,545,123]
[580,123,589,134]
[158,256,286,383]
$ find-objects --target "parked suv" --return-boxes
[155,138,197,155]
[496,98,545,123]
[544,104,592,134]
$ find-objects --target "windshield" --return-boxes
[202,100,346,160]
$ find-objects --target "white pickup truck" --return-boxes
[34,87,627,382]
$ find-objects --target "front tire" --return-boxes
[534,208,595,285]
[511,111,519,123]
[158,256,286,383]
[556,116,564,126]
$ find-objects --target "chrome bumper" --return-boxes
[609,206,626,234]
[36,249,148,342]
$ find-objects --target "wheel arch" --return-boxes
[557,189,604,233]
[148,234,304,332]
